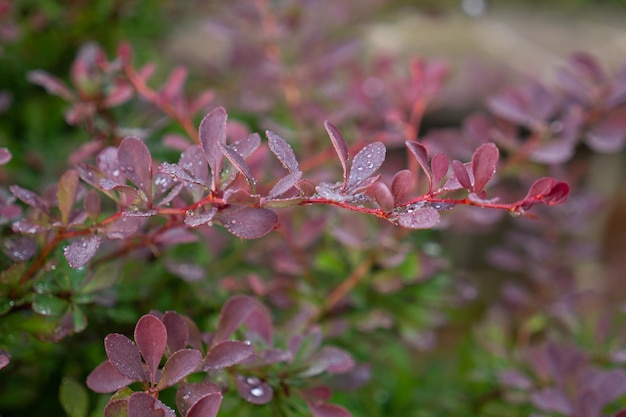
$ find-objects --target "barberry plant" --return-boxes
[2,1,626,417]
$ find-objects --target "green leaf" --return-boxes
[60,377,88,417]
[79,263,120,294]
[72,305,87,333]
[32,293,68,317]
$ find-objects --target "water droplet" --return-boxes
[230,219,237,224]
[186,210,194,217]
[250,387,264,397]
[246,377,260,385]
[357,166,364,171]
[366,163,374,169]
[366,153,372,158]
[112,169,120,177]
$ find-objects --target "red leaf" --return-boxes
[267,171,303,200]
[118,137,152,198]
[308,402,352,417]
[203,341,254,370]
[199,107,227,190]
[405,141,432,190]
[162,311,189,353]
[104,333,146,382]
[0,147,12,165]
[156,349,202,391]
[176,383,221,417]
[587,109,626,153]
[179,144,210,186]
[267,131,299,173]
[186,392,223,417]
[161,66,187,99]
[451,160,472,191]
[86,360,135,393]
[220,207,277,239]
[134,315,167,384]
[128,392,175,417]
[84,189,101,221]
[430,153,449,192]
[64,235,102,268]
[104,217,142,239]
[397,207,440,229]
[10,185,47,212]
[347,142,385,191]
[324,122,349,188]
[471,143,499,194]
[213,295,273,345]
[219,142,256,189]
[27,70,75,100]
[390,170,413,204]
[365,182,394,212]
[235,375,273,405]
[311,346,355,374]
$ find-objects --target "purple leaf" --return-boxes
[128,392,175,417]
[471,143,499,194]
[487,90,532,126]
[118,137,153,198]
[587,109,626,153]
[390,170,413,205]
[2,236,37,262]
[199,107,227,190]
[97,147,125,184]
[184,207,217,228]
[156,349,202,391]
[161,66,187,99]
[313,346,355,374]
[308,402,352,417]
[451,160,472,191]
[235,375,273,405]
[84,189,101,221]
[186,393,223,417]
[203,341,254,370]
[134,315,167,384]
[10,185,47,212]
[104,333,146,382]
[220,207,277,239]
[430,153,449,192]
[397,207,440,229]
[346,142,385,191]
[162,311,189,353]
[214,295,273,345]
[104,217,142,239]
[57,169,79,224]
[529,140,576,164]
[86,360,135,393]
[0,147,12,165]
[324,122,349,188]
[231,133,261,159]
[406,141,432,190]
[266,171,302,200]
[266,131,299,173]
[179,145,209,186]
[219,142,256,189]
[27,70,75,100]
[0,349,9,370]
[223,189,260,206]
[64,235,102,268]
[365,182,394,212]
[176,383,221,417]
[530,388,572,415]
[76,163,104,189]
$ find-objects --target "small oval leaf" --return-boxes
[86,360,135,394]
[471,143,499,194]
[104,333,146,382]
[324,122,349,187]
[203,340,254,370]
[117,137,152,197]
[390,170,413,205]
[64,235,102,268]
[156,349,202,391]
[134,315,167,383]
[397,207,440,229]
[220,207,277,239]
[347,142,385,191]
[266,131,299,173]
[186,392,223,417]
[199,107,227,189]
[60,377,89,417]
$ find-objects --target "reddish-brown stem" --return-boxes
[123,63,199,144]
